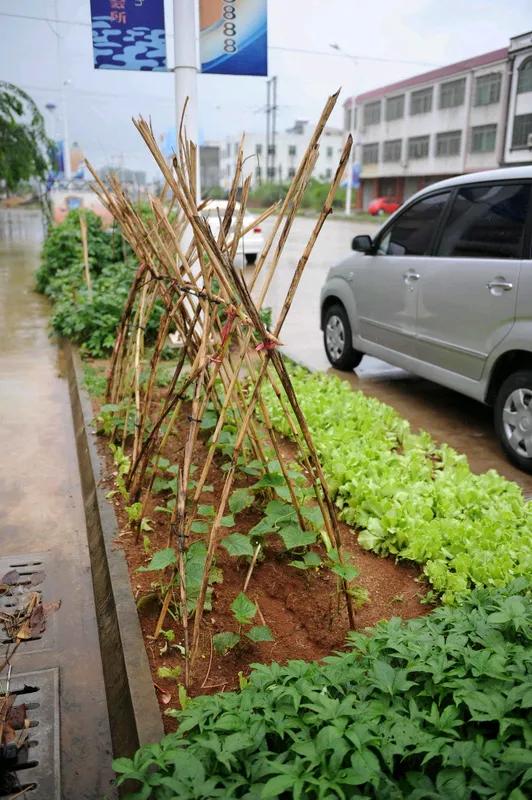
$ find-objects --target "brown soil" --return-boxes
[92,379,433,733]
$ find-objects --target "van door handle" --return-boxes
[487,279,513,293]
[403,270,420,283]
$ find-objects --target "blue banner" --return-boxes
[200,0,267,76]
[90,0,166,71]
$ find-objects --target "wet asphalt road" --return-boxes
[0,210,115,798]
[251,213,532,495]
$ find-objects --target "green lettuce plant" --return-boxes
[262,366,532,603]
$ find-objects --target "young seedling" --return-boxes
[213,592,273,655]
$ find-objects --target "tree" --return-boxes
[0,82,51,193]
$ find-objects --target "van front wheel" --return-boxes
[323,304,363,371]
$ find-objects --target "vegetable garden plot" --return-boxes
[90,377,429,714]
[83,92,377,691]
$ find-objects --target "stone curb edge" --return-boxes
[63,341,164,760]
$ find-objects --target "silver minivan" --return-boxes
[320,166,532,472]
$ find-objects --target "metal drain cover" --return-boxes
[0,668,60,800]
[0,554,56,655]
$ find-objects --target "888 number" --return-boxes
[222,1,237,53]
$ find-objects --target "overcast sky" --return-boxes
[1,0,531,177]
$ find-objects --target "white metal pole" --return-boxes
[54,1,72,181]
[173,0,200,197]
[345,100,354,215]
[61,80,72,181]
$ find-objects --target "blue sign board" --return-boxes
[352,161,361,190]
[200,0,268,77]
[90,0,166,71]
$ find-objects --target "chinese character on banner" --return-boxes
[200,0,268,76]
[110,11,127,24]
[90,0,166,71]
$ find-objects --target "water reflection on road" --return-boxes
[0,208,116,798]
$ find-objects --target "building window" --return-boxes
[267,144,275,156]
[436,130,462,157]
[287,167,295,178]
[512,113,532,148]
[324,168,332,179]
[383,139,401,162]
[326,146,333,158]
[410,87,433,115]
[474,73,501,106]
[255,143,262,155]
[363,100,381,126]
[407,135,430,159]
[255,166,262,180]
[379,178,397,196]
[385,95,404,121]
[267,166,275,179]
[362,143,379,164]
[439,78,466,109]
[233,143,239,155]
[288,145,296,157]
[225,144,231,157]
[470,124,497,153]
[517,57,532,94]
[344,105,357,130]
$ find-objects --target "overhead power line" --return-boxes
[0,11,441,68]
[269,45,440,67]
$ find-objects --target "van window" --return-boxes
[377,192,450,256]
[437,183,529,259]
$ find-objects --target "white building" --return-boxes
[504,32,532,165]
[219,120,344,190]
[347,31,532,210]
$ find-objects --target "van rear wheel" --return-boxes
[494,370,532,473]
[323,304,363,371]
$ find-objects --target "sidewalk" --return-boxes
[0,210,115,799]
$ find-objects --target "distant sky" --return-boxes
[1,0,531,178]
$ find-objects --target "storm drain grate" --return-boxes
[0,555,56,654]
[0,668,60,800]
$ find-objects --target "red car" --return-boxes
[368,196,401,216]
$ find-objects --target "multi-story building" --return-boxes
[347,31,532,209]
[219,120,344,190]
[199,144,221,192]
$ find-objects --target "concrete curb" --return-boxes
[64,342,164,760]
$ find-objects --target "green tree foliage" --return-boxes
[248,179,346,211]
[0,82,51,192]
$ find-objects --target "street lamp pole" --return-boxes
[345,99,355,215]
[61,79,72,181]
[173,0,200,197]
[330,43,357,215]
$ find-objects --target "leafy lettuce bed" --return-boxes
[115,581,532,799]
[261,366,532,604]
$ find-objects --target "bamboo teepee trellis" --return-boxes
[87,90,356,685]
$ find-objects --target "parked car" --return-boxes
[320,166,532,472]
[202,200,264,264]
[367,196,401,216]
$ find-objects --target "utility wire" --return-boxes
[269,45,440,67]
[0,11,441,67]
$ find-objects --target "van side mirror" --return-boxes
[351,234,372,253]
